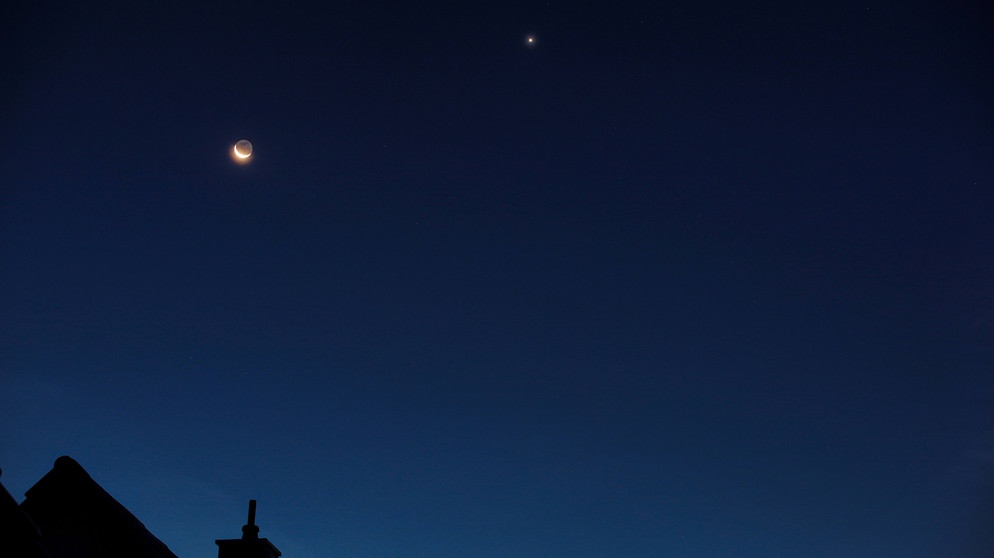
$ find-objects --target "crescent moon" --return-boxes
[232,139,253,162]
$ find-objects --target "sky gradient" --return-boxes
[2,2,993,557]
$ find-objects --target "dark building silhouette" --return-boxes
[1,456,280,558]
[216,500,282,558]
[0,467,50,558]
[0,456,178,558]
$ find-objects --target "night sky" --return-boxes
[2,2,993,557]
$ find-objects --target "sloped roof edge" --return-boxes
[21,456,179,558]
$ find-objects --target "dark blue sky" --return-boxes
[2,1,993,557]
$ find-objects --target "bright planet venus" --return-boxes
[232,139,253,162]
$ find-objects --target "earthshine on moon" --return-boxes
[232,139,253,163]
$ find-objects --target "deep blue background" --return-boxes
[3,2,993,557]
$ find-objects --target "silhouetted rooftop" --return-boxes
[216,499,282,558]
[0,466,50,558]
[12,456,179,558]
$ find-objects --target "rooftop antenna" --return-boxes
[241,500,260,540]
[217,499,282,558]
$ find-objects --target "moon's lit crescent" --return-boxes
[232,139,253,162]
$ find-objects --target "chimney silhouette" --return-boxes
[216,500,282,558]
